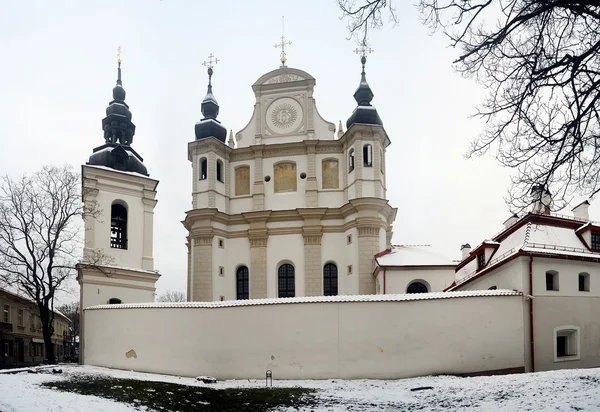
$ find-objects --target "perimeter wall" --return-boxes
[84,295,525,379]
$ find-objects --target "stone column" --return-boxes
[305,141,318,207]
[252,146,265,211]
[192,235,213,301]
[357,226,380,294]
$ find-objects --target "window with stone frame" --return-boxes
[236,266,249,300]
[363,144,373,167]
[555,326,580,361]
[278,264,295,298]
[199,157,208,180]
[323,263,338,296]
[348,149,355,172]
[2,305,9,323]
[579,272,590,292]
[546,270,559,291]
[216,159,224,183]
[592,233,600,250]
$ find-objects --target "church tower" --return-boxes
[184,46,396,301]
[77,53,160,361]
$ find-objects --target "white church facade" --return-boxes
[77,52,600,379]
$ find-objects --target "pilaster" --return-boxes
[141,195,157,271]
[246,210,270,298]
[192,235,214,301]
[355,138,363,198]
[208,152,216,208]
[305,141,318,207]
[299,208,326,296]
[357,226,379,295]
[252,146,265,211]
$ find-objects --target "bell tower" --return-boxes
[77,49,160,363]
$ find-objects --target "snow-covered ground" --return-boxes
[1,365,600,411]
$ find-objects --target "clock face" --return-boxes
[266,97,303,134]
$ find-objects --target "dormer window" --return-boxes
[477,252,485,269]
[592,233,600,250]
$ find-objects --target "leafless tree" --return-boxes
[339,0,600,211]
[0,165,101,364]
[157,290,186,302]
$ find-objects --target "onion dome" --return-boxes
[195,64,227,142]
[346,56,383,129]
[87,54,149,176]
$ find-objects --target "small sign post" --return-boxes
[265,369,273,388]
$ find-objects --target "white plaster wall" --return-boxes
[345,228,359,295]
[267,234,305,297]
[263,156,308,211]
[318,190,345,208]
[84,296,525,379]
[459,257,528,292]
[380,268,455,294]
[82,282,154,309]
[230,197,253,214]
[321,233,348,295]
[92,190,144,269]
[212,238,251,301]
[533,258,600,296]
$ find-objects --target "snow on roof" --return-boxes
[0,287,70,322]
[85,289,521,311]
[84,164,150,179]
[377,245,456,267]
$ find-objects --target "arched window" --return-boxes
[216,159,224,183]
[278,264,295,298]
[546,270,559,291]
[199,157,207,180]
[407,282,428,294]
[578,272,590,292]
[236,266,249,300]
[348,149,355,172]
[323,263,338,296]
[363,144,373,167]
[110,203,128,250]
[108,298,122,304]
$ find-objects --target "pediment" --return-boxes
[253,67,314,87]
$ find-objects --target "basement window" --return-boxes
[546,270,559,291]
[554,326,580,362]
[579,272,590,292]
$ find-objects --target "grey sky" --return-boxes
[2,0,583,300]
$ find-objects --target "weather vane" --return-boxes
[274,16,292,67]
[354,40,373,73]
[117,46,122,66]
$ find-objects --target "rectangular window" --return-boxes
[17,309,23,327]
[219,266,224,277]
[218,239,224,248]
[579,273,590,292]
[546,271,559,291]
[347,235,352,245]
[555,328,579,361]
[592,234,600,250]
[3,305,9,323]
[29,313,34,330]
[477,253,485,269]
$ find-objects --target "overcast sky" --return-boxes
[1,0,593,302]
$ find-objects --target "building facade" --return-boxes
[0,288,71,367]
[184,59,397,302]
[449,200,600,372]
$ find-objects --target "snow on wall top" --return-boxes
[84,289,522,311]
[377,245,457,267]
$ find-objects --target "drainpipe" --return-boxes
[529,254,535,372]
[383,268,387,294]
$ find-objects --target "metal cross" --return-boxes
[203,53,220,70]
[353,41,373,59]
[274,16,292,67]
[117,46,122,65]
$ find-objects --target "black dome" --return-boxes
[346,56,383,129]
[87,144,148,176]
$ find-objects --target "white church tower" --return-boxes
[77,56,160,361]
[184,47,396,302]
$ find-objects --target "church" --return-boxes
[76,47,600,380]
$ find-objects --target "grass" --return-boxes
[43,375,317,412]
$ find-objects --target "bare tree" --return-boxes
[339,0,600,211]
[0,165,100,364]
[157,290,186,302]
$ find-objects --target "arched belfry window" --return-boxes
[216,159,224,183]
[363,144,373,167]
[278,263,295,298]
[236,266,249,300]
[199,158,207,180]
[349,149,355,172]
[323,263,338,296]
[110,203,128,250]
[407,281,428,294]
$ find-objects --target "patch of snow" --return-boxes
[84,164,150,179]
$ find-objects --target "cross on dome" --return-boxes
[354,41,373,74]
[274,16,292,67]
